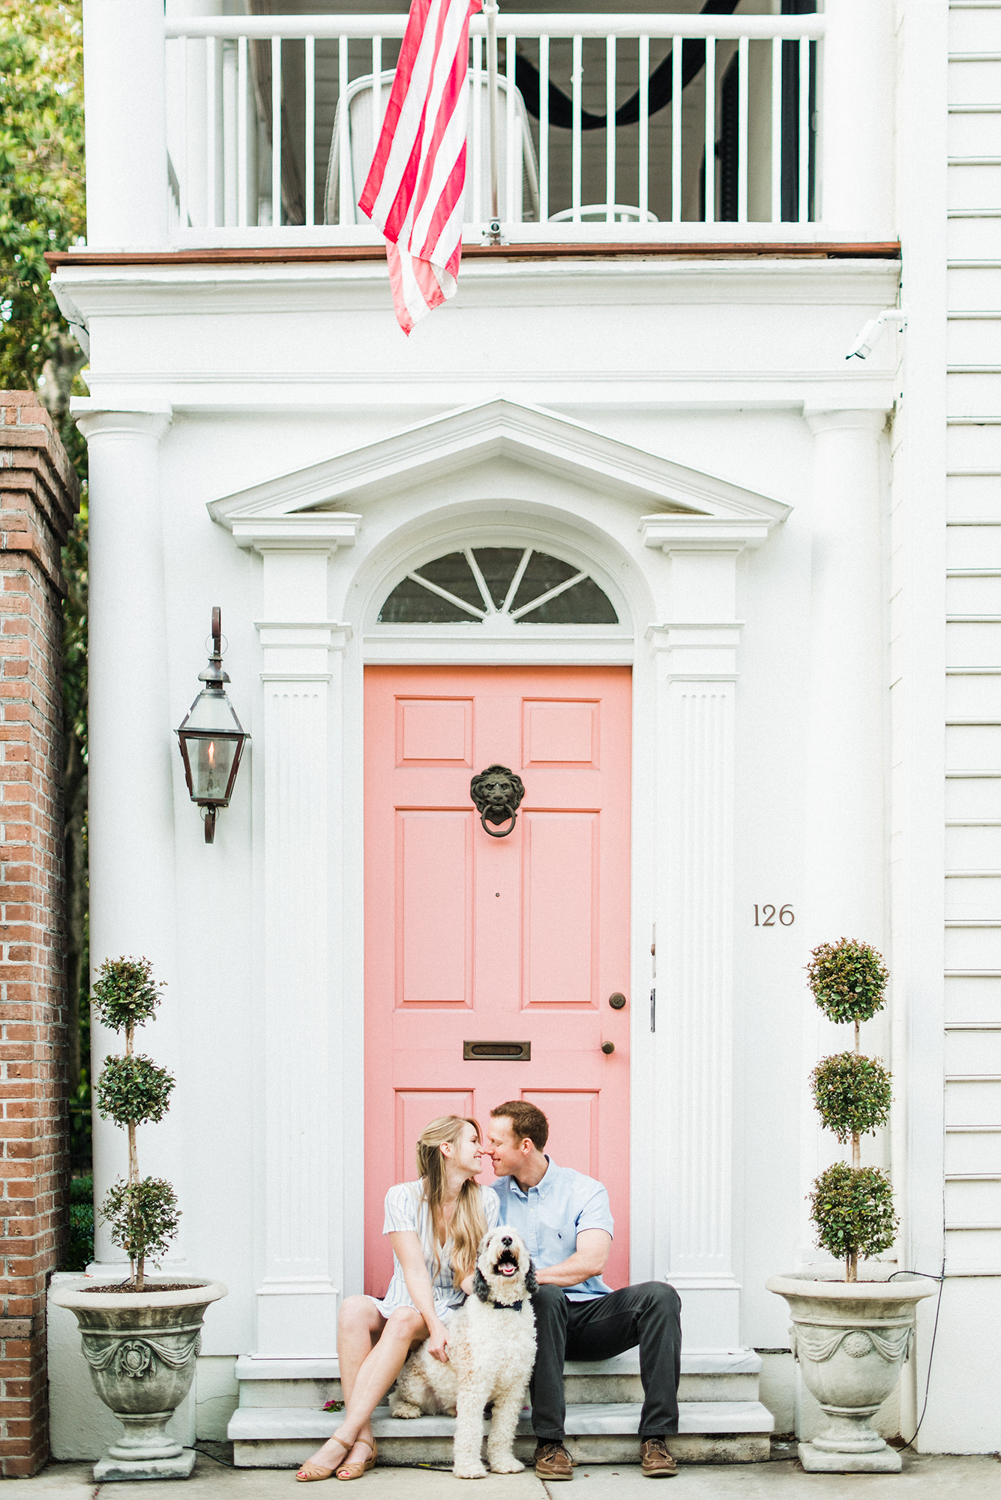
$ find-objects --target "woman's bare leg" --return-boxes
[301,1302,428,1474]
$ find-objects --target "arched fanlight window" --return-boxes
[379,547,618,625]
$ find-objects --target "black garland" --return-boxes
[512,0,740,132]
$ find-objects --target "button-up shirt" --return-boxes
[490,1157,615,1300]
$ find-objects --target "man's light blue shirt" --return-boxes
[490,1157,615,1301]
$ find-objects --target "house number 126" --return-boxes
[754,904,795,926]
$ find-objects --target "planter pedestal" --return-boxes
[51,1277,227,1482]
[767,1270,933,1475]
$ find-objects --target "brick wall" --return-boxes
[0,393,79,1476]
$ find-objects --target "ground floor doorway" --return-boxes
[364,664,632,1292]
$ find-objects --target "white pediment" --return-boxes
[207,397,791,549]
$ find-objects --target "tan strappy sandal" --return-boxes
[296,1438,349,1481]
[335,1439,378,1481]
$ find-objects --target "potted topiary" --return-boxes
[766,938,933,1474]
[52,957,227,1481]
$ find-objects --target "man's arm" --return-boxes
[534,1228,612,1288]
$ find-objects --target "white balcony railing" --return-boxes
[164,12,825,245]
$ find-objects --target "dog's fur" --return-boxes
[390,1227,537,1479]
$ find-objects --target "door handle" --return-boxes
[601,1041,615,1055]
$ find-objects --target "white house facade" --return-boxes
[45,0,1001,1461]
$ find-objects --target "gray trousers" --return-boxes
[529,1281,682,1443]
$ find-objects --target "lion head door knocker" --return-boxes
[470,765,526,838]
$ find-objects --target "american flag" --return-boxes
[358,0,482,334]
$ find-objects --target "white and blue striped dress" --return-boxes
[369,1180,500,1319]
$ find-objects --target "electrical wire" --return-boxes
[887,1265,946,1452]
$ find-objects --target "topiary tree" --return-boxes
[92,956,180,1290]
[806,938,898,1282]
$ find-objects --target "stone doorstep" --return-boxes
[234,1350,762,1411]
[228,1401,775,1469]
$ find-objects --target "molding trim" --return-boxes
[208,398,793,524]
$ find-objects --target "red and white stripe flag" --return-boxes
[358,0,482,334]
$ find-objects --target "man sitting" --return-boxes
[486,1101,681,1481]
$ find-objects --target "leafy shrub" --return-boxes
[809,1163,898,1278]
[806,938,896,1280]
[92,956,178,1289]
[811,1052,892,1143]
[96,1054,175,1128]
[63,1173,94,1272]
[91,955,164,1036]
[806,939,889,1027]
[102,1178,180,1271]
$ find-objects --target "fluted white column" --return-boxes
[244,537,350,1357]
[77,406,181,1266]
[647,541,748,1349]
[82,0,168,247]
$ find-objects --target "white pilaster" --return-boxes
[645,522,775,1349]
[77,406,180,1265]
[236,524,354,1357]
[819,0,896,235]
[82,0,168,248]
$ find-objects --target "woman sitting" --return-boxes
[296,1114,498,1481]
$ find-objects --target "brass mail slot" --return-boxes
[463,1040,531,1061]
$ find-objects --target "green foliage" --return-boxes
[96,1053,175,1129]
[811,1052,892,1144]
[0,0,86,400]
[63,1173,94,1272]
[806,938,889,1026]
[91,956,164,1038]
[100,1177,181,1277]
[809,1163,899,1278]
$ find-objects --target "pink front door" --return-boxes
[364,666,632,1292]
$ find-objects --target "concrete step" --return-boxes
[234,1349,762,1409]
[229,1400,774,1467]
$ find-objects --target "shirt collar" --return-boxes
[508,1156,557,1200]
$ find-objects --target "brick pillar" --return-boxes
[0,393,79,1476]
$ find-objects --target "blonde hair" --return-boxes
[416,1116,488,1284]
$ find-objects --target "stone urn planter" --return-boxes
[51,1277,227,1480]
[766,1270,933,1472]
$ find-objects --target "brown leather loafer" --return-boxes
[534,1441,574,1480]
[640,1439,678,1477]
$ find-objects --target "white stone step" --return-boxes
[228,1400,773,1468]
[234,1349,761,1408]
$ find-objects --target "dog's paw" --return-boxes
[488,1459,525,1474]
[390,1402,423,1420]
[452,1464,489,1480]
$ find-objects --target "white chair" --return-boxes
[549,204,660,224]
[324,69,540,226]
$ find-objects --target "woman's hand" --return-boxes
[426,1317,450,1363]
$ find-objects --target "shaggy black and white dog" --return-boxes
[390,1227,538,1479]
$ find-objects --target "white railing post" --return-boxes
[84,0,168,246]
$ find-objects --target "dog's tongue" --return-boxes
[499,1264,517,1276]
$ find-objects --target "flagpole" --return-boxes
[483,0,501,244]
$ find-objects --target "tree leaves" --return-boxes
[100,1177,181,1286]
[96,1053,175,1129]
[91,956,165,1039]
[809,1163,898,1279]
[806,938,889,1026]
[0,0,85,396]
[811,1052,892,1144]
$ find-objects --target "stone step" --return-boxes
[228,1400,774,1468]
[234,1349,761,1409]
